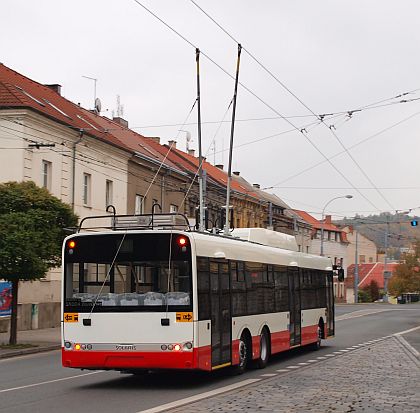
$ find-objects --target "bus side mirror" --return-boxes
[337,268,344,282]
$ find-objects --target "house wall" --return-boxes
[0,110,131,305]
[343,227,377,266]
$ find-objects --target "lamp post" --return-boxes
[320,195,353,256]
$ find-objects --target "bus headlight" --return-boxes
[64,341,72,349]
[183,342,193,350]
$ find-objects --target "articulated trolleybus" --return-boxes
[62,213,334,373]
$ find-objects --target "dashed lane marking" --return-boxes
[325,354,336,357]
[316,356,326,360]
[260,373,277,377]
[286,365,300,369]
[275,369,289,372]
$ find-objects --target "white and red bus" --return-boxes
[62,214,334,373]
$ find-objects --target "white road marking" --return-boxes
[393,325,420,336]
[260,373,277,377]
[333,351,342,354]
[0,371,102,393]
[339,349,350,352]
[286,365,300,369]
[136,379,261,413]
[325,354,336,357]
[316,356,326,360]
[307,359,317,362]
[275,369,289,372]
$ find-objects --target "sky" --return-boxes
[2,0,420,220]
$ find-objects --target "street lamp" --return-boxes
[320,195,353,256]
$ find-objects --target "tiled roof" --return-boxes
[346,263,399,289]
[293,209,340,231]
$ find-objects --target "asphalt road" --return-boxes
[0,303,419,413]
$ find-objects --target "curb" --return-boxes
[0,344,60,360]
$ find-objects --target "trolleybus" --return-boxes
[62,213,334,373]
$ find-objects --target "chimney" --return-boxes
[168,140,177,148]
[233,171,240,176]
[44,84,62,95]
[324,215,332,224]
[113,117,128,128]
[215,164,224,170]
[146,136,160,144]
[188,149,195,156]
[252,184,260,189]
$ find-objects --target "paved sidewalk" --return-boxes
[163,337,420,413]
[0,326,61,359]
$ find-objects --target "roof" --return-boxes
[231,174,290,209]
[293,210,340,232]
[347,263,399,289]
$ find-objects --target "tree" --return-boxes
[0,181,78,345]
[388,241,420,297]
[366,280,380,302]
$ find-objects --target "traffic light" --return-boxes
[411,219,418,227]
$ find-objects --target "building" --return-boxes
[0,63,294,329]
[340,226,377,266]
[293,210,349,302]
[346,262,399,303]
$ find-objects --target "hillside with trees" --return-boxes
[335,212,420,259]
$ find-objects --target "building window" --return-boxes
[83,173,91,206]
[298,245,301,252]
[170,204,178,213]
[306,246,309,253]
[335,233,339,242]
[105,180,113,207]
[42,160,52,191]
[359,255,366,263]
[368,257,373,263]
[135,194,144,214]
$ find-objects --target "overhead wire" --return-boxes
[187,0,405,212]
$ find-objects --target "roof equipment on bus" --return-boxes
[231,228,299,252]
[77,210,191,233]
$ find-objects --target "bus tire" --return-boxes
[255,329,270,369]
[232,334,249,375]
[309,325,322,350]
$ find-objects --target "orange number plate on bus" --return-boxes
[64,313,79,323]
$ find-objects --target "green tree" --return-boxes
[388,241,420,297]
[0,181,78,345]
[367,280,380,302]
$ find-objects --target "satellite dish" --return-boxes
[94,98,102,113]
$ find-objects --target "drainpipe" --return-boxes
[71,129,84,211]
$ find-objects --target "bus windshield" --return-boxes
[63,233,192,312]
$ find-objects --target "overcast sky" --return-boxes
[2,0,420,219]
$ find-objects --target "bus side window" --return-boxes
[197,257,210,320]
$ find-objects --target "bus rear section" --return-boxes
[62,232,196,371]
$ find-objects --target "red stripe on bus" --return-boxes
[300,325,319,346]
[62,348,197,370]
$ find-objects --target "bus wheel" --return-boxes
[255,330,270,369]
[309,326,322,350]
[232,335,249,375]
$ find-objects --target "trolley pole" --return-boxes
[196,48,205,232]
[224,43,242,235]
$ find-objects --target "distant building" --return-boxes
[293,211,349,302]
[346,263,399,303]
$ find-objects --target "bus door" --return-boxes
[326,272,335,336]
[209,259,232,368]
[288,267,301,346]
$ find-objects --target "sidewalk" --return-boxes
[160,336,420,413]
[0,326,61,359]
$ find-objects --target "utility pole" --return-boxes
[383,215,390,302]
[354,228,359,303]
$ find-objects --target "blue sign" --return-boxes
[0,282,12,316]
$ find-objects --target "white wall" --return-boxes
[0,110,131,303]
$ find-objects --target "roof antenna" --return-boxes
[82,75,98,111]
